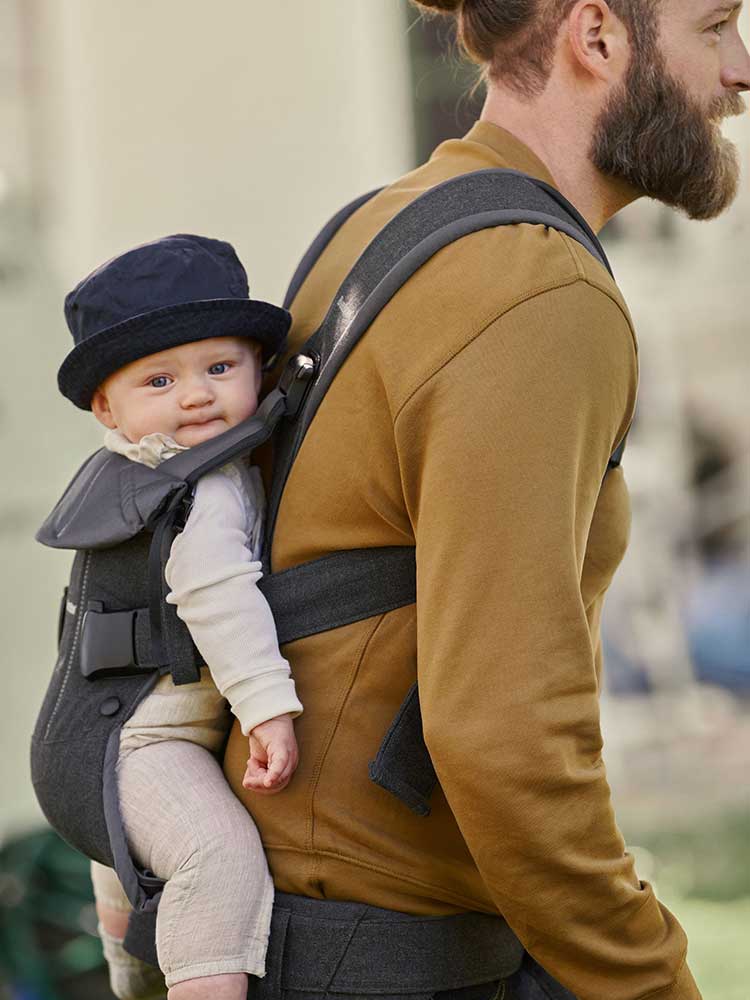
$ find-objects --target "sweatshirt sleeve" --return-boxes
[395,279,700,1000]
[164,469,303,734]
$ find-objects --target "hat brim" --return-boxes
[58,298,291,410]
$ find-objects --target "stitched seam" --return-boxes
[307,614,386,882]
[324,908,368,996]
[393,275,637,425]
[56,457,113,535]
[44,551,91,740]
[262,844,498,913]
[554,228,586,281]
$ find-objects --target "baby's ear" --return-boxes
[91,388,117,429]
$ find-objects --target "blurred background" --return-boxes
[1,2,748,997]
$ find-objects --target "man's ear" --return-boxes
[91,388,117,429]
[567,0,630,85]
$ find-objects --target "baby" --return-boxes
[56,234,302,999]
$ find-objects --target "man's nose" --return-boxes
[180,377,214,408]
[721,35,750,92]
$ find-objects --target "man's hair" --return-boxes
[411,0,660,98]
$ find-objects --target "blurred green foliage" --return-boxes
[0,828,109,1000]
[634,809,750,902]
[1,817,748,998]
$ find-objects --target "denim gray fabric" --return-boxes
[246,892,523,1000]
[506,954,577,1000]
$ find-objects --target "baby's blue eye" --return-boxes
[149,375,170,388]
[208,362,230,375]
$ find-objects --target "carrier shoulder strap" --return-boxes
[266,168,617,559]
[284,188,383,311]
[258,169,625,646]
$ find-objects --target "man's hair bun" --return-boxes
[411,0,463,14]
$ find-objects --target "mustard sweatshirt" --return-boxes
[224,122,700,1000]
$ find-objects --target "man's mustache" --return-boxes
[711,92,747,121]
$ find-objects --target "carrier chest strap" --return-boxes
[83,545,415,672]
[257,546,416,645]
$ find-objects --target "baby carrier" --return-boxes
[31,169,623,984]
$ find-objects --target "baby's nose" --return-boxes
[180,378,214,407]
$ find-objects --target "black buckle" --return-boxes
[80,605,154,679]
[277,353,317,418]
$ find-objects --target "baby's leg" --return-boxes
[90,861,167,999]
[117,740,273,996]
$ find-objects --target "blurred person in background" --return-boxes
[215,2,749,1000]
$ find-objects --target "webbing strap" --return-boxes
[147,497,203,684]
[258,546,416,646]
[107,546,415,661]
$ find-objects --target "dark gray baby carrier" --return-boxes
[32,170,621,992]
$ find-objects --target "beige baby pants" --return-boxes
[91,672,274,994]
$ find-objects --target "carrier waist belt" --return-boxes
[253,892,524,998]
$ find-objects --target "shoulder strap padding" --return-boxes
[265,168,615,561]
[283,188,383,311]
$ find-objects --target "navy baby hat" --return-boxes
[58,234,291,410]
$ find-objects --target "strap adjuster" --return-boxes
[278,353,317,418]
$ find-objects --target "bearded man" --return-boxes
[221,3,749,1000]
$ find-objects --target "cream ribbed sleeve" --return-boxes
[164,466,303,735]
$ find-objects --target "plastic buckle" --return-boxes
[278,353,317,418]
[80,607,138,678]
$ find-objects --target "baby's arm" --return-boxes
[164,468,302,788]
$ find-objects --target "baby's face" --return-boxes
[91,336,263,447]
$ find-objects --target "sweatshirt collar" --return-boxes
[436,121,558,190]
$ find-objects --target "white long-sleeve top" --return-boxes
[104,429,303,735]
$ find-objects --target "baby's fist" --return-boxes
[242,713,298,794]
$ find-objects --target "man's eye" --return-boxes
[149,375,171,388]
[710,20,727,36]
[208,362,231,375]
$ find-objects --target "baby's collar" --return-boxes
[103,428,189,469]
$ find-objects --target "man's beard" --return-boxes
[591,44,745,220]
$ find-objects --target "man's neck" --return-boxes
[480,88,640,232]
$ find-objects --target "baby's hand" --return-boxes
[242,714,298,794]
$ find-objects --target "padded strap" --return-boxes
[283,188,383,310]
[265,169,617,561]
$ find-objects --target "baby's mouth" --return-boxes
[180,416,223,428]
